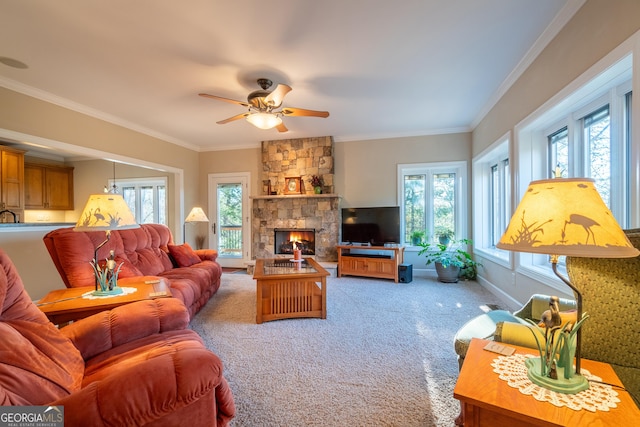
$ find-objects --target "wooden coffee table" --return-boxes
[37,276,172,325]
[253,258,329,324]
[454,338,640,426]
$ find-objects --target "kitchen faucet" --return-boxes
[0,210,18,223]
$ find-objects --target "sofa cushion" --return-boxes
[168,243,202,267]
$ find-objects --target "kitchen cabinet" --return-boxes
[24,163,74,210]
[0,147,25,213]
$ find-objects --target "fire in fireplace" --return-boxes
[274,228,315,255]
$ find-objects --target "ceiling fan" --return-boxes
[199,78,329,132]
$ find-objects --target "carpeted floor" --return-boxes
[190,273,505,426]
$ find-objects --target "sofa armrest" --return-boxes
[50,345,229,426]
[61,298,189,360]
[195,248,218,262]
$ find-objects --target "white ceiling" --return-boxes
[0,0,581,153]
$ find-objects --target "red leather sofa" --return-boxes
[0,249,235,425]
[43,223,221,319]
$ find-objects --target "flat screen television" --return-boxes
[341,206,400,246]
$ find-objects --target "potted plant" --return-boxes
[418,238,481,282]
[308,175,323,194]
[410,230,425,245]
[435,227,454,245]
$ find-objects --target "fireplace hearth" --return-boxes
[275,228,315,255]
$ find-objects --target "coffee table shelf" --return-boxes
[253,258,329,324]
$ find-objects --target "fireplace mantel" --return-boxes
[251,194,341,201]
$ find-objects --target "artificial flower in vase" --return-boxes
[91,250,125,296]
[308,175,323,194]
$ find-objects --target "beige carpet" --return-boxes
[190,273,504,426]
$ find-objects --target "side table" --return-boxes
[37,276,171,325]
[454,338,640,426]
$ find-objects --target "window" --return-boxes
[515,53,632,289]
[548,127,568,177]
[490,158,510,247]
[398,162,467,245]
[110,178,167,225]
[472,133,510,264]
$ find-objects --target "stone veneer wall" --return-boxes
[261,136,334,195]
[252,135,340,261]
[251,195,340,261]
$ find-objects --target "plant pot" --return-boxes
[314,186,322,194]
[411,237,422,245]
[438,235,451,246]
[435,262,460,283]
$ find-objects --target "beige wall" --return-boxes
[0,87,199,298]
[0,86,200,232]
[335,133,471,207]
[472,0,640,306]
[473,0,640,155]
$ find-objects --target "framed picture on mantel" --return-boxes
[284,176,302,194]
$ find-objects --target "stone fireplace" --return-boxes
[251,136,340,262]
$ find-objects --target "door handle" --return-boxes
[212,223,216,234]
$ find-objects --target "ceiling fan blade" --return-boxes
[265,84,292,108]
[216,112,250,124]
[276,122,289,133]
[199,93,250,107]
[281,107,330,118]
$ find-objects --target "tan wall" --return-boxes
[335,133,471,208]
[472,0,640,305]
[473,0,640,156]
[0,86,199,228]
[0,87,198,298]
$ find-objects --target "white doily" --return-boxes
[81,287,138,300]
[492,354,620,412]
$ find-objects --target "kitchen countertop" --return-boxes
[0,222,75,228]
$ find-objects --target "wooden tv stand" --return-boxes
[337,245,405,283]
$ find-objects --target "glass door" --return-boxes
[208,173,250,268]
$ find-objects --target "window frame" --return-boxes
[109,177,168,225]
[472,132,512,267]
[397,161,467,247]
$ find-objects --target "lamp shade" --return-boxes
[74,194,139,232]
[185,207,209,223]
[497,178,639,258]
[246,112,282,130]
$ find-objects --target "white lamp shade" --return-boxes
[74,194,139,231]
[185,207,209,223]
[497,178,639,258]
[246,112,282,130]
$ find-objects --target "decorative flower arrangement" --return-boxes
[308,175,323,188]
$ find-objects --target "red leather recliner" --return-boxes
[0,249,235,426]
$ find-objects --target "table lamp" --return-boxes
[496,177,639,393]
[184,206,209,244]
[74,194,139,296]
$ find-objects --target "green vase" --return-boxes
[314,186,322,194]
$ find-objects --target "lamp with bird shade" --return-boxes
[497,177,639,393]
[74,194,139,296]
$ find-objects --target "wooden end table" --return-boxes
[252,258,329,324]
[37,276,171,325]
[454,338,640,426]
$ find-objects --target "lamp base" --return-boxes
[91,287,124,297]
[525,357,589,394]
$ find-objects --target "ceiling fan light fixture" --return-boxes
[246,112,282,130]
